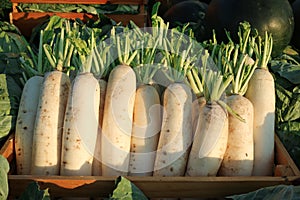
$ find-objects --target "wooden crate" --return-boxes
[1,134,300,199]
[9,0,147,38]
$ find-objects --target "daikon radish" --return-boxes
[219,93,254,176]
[89,41,115,176]
[126,31,162,176]
[245,32,275,176]
[31,71,70,175]
[15,76,43,175]
[186,55,233,176]
[101,32,137,176]
[129,84,161,176]
[101,64,136,176]
[153,36,194,176]
[60,72,100,176]
[153,82,192,176]
[218,48,256,176]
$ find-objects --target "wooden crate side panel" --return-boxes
[275,134,300,176]
[7,175,297,198]
[2,134,300,198]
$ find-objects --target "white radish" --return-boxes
[60,72,100,176]
[89,42,113,176]
[217,51,255,176]
[127,32,162,176]
[245,32,275,176]
[218,94,254,176]
[31,71,70,175]
[153,82,192,176]
[14,76,43,175]
[129,84,161,176]
[101,64,136,176]
[186,64,233,176]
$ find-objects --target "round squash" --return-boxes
[204,0,294,57]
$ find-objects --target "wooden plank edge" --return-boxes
[275,134,300,176]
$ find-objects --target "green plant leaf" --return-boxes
[18,182,50,200]
[227,185,300,200]
[109,176,148,200]
[0,155,9,200]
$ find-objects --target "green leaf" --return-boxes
[0,155,9,200]
[18,182,51,200]
[109,176,148,200]
[227,185,300,200]
[0,74,22,140]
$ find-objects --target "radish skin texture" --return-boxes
[186,102,228,176]
[192,97,206,136]
[218,94,254,176]
[101,64,136,176]
[60,72,100,176]
[15,76,43,175]
[31,71,70,175]
[245,68,275,176]
[153,82,193,176]
[92,79,107,176]
[129,84,162,176]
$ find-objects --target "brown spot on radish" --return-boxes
[163,151,167,155]
[65,147,69,151]
[17,153,21,156]
[23,126,27,130]
[162,160,166,164]
[66,137,69,140]
[22,110,27,113]
[132,150,136,153]
[132,144,136,148]
[62,161,67,165]
[170,167,174,172]
[166,129,170,132]
[245,153,248,157]
[17,148,21,152]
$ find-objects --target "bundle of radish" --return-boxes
[215,23,258,176]
[153,27,196,177]
[128,30,162,176]
[185,50,233,176]
[245,32,274,176]
[101,28,138,176]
